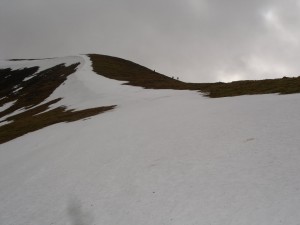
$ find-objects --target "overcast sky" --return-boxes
[1,0,300,82]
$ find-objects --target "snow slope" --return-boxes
[1,55,300,225]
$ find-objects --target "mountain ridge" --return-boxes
[88,53,300,97]
[1,54,300,143]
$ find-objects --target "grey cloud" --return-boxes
[1,0,300,82]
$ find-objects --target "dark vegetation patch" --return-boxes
[88,54,190,90]
[0,62,115,144]
[190,77,300,97]
[89,54,300,98]
[0,102,115,144]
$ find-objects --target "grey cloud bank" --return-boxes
[1,0,300,82]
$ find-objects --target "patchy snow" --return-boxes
[0,120,12,127]
[13,87,23,93]
[0,55,300,225]
[0,100,16,112]
[0,107,26,121]
[23,75,35,81]
[0,56,85,118]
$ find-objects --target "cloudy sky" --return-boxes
[1,0,300,82]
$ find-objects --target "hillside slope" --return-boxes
[89,54,300,97]
[1,53,300,144]
[0,55,300,225]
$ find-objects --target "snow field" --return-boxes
[0,55,300,225]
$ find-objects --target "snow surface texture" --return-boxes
[1,55,300,225]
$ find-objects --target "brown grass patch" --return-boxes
[0,102,115,144]
[89,54,300,98]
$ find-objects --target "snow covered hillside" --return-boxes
[1,55,300,225]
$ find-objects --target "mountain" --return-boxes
[0,54,300,225]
